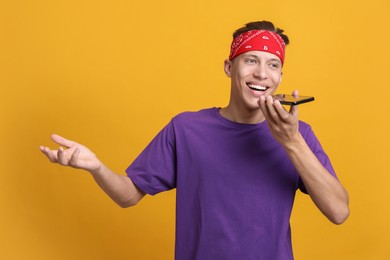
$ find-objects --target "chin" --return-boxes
[243,100,261,111]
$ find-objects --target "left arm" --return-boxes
[258,94,349,224]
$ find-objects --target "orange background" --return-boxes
[1,0,389,259]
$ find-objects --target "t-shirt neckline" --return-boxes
[212,107,268,129]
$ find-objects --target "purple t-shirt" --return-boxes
[126,107,336,260]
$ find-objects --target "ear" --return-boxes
[224,59,232,78]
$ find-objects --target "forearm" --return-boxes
[90,164,145,208]
[284,134,350,224]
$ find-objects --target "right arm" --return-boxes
[40,134,145,208]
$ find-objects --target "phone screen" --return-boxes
[273,94,315,106]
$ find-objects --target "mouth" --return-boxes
[247,83,269,92]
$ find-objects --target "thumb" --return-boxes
[289,89,299,117]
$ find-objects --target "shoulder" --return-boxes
[172,108,217,125]
[298,120,318,144]
[298,120,325,151]
[298,120,313,135]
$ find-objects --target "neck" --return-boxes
[219,105,265,124]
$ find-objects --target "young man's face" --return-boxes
[224,50,283,110]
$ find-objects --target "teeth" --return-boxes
[248,84,267,91]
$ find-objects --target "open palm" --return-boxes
[40,134,102,173]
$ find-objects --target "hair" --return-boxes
[232,21,289,45]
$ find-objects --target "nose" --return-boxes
[253,64,267,80]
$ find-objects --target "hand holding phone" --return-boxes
[273,94,315,106]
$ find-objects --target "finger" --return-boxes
[266,96,279,121]
[57,147,70,166]
[289,103,299,118]
[258,95,266,112]
[259,96,277,125]
[258,95,265,108]
[289,90,299,117]
[258,96,271,119]
[273,100,290,122]
[51,134,77,149]
[69,148,80,168]
[39,146,46,153]
[40,146,59,163]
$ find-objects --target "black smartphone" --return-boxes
[273,94,315,106]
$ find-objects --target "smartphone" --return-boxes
[273,94,315,106]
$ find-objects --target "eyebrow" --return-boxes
[243,54,281,64]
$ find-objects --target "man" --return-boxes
[40,21,349,259]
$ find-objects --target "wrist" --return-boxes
[89,162,104,177]
[282,133,306,152]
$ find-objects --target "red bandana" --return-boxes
[229,30,286,64]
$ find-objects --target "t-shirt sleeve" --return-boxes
[298,123,338,193]
[125,120,177,195]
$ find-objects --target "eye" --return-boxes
[269,62,280,69]
[245,58,257,64]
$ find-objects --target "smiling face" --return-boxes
[224,50,283,112]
